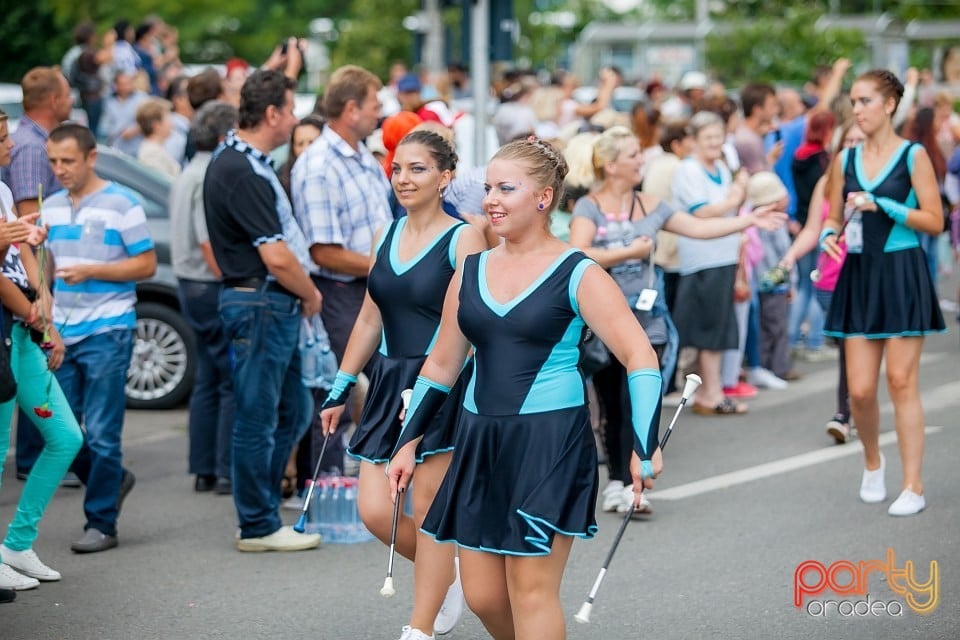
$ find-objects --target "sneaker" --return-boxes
[616,486,652,515]
[801,346,838,362]
[235,525,321,552]
[281,495,305,511]
[746,367,788,390]
[70,528,118,554]
[433,558,464,635]
[0,587,14,603]
[0,564,39,591]
[825,415,850,444]
[888,490,926,517]
[601,480,625,512]
[859,454,886,503]
[398,626,435,640]
[722,381,758,398]
[0,545,60,581]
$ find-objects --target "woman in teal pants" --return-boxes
[0,108,83,593]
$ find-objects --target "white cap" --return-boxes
[679,71,708,91]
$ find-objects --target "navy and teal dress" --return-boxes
[347,217,472,464]
[824,142,945,339]
[421,248,600,556]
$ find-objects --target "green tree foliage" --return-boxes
[705,8,866,85]
[0,4,68,83]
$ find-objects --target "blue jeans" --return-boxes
[220,287,311,539]
[57,329,134,537]
[178,280,234,479]
[788,251,824,350]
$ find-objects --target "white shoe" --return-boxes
[859,454,886,503]
[398,625,435,640]
[0,564,40,590]
[0,545,60,581]
[746,367,788,390]
[235,525,321,552]
[434,557,464,635]
[888,490,926,516]
[601,480,625,512]
[616,486,652,514]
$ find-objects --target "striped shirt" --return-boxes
[43,182,154,345]
[290,126,393,281]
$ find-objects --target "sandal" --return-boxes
[692,398,748,416]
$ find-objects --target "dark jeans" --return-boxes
[178,280,234,479]
[759,292,791,378]
[57,330,134,537]
[220,286,311,538]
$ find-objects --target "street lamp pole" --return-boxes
[471,0,490,168]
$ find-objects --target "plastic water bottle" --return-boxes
[317,478,333,541]
[304,480,320,534]
[329,478,343,543]
[299,320,318,387]
[341,478,357,542]
[315,321,338,391]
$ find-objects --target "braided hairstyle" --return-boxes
[492,137,568,213]
[856,68,906,113]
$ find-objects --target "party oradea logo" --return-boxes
[794,548,938,617]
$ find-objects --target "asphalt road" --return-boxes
[3,293,959,639]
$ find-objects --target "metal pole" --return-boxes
[423,0,445,75]
[471,0,490,168]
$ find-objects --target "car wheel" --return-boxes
[126,301,195,410]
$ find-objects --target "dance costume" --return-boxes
[825,143,945,338]
[345,218,469,464]
[408,248,661,556]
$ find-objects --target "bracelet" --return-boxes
[818,228,837,251]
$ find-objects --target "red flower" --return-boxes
[33,405,53,419]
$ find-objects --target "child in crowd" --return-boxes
[748,172,796,381]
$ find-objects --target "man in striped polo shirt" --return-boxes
[44,123,157,554]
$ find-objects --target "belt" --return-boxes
[223,277,295,298]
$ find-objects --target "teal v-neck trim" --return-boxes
[479,248,577,317]
[854,141,910,192]
[389,217,457,275]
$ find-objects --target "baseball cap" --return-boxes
[678,71,708,91]
[747,171,788,207]
[397,73,422,94]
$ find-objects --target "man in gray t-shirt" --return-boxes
[169,101,238,494]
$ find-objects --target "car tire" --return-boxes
[126,301,196,410]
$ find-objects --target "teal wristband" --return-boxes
[818,227,837,251]
[640,459,654,480]
[322,370,357,409]
[874,196,910,226]
[627,368,663,461]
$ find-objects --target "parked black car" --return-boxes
[94,146,195,410]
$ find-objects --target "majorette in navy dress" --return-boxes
[346,218,472,464]
[824,142,945,339]
[421,248,601,556]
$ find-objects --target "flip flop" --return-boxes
[692,398,748,416]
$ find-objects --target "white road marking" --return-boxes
[650,426,943,501]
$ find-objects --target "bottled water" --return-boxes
[303,475,375,543]
[299,316,339,390]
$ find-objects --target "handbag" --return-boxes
[579,327,611,377]
[0,317,17,403]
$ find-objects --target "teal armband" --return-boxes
[874,196,910,226]
[627,368,662,479]
[818,227,837,251]
[392,375,451,456]
[321,370,357,409]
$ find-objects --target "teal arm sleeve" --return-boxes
[392,375,451,456]
[874,196,910,226]
[628,368,663,479]
[321,370,357,409]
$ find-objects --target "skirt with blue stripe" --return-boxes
[421,405,599,556]
[347,355,469,464]
[824,248,945,339]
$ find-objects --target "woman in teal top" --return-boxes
[821,69,945,518]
